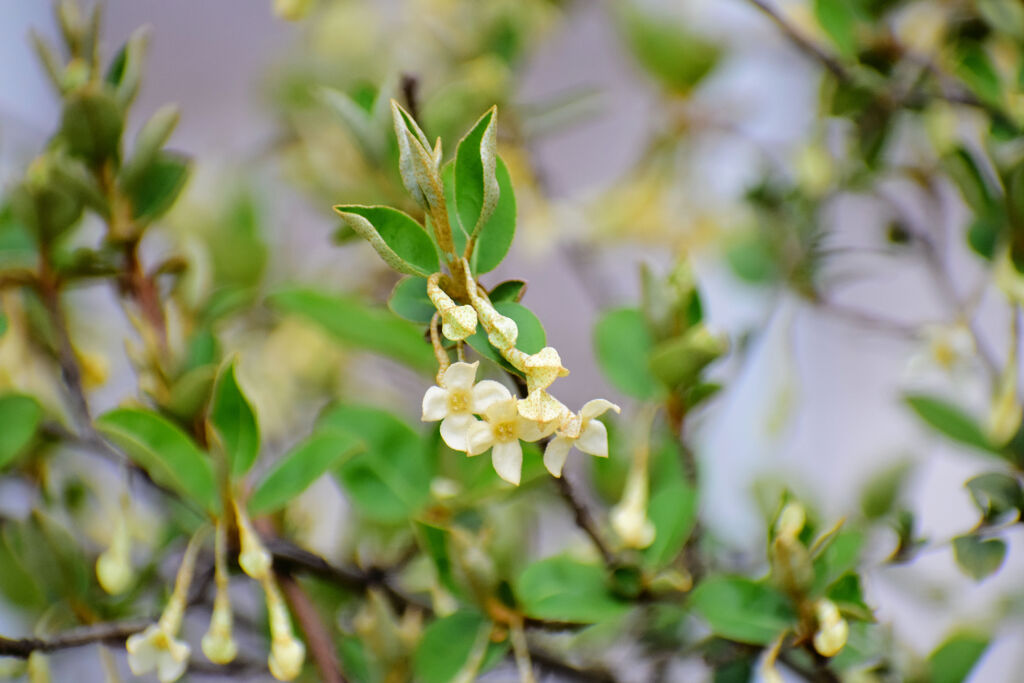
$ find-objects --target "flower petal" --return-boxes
[580,398,620,421]
[576,419,609,457]
[156,640,191,683]
[440,413,477,452]
[516,416,547,443]
[442,361,479,391]
[491,440,523,485]
[421,386,449,422]
[126,627,161,675]
[543,437,573,477]
[483,398,518,424]
[471,380,511,413]
[467,421,495,456]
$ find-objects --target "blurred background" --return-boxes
[2,0,1024,680]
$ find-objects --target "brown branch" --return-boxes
[0,620,149,658]
[554,474,617,566]
[743,0,851,82]
[279,574,346,683]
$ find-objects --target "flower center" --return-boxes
[448,390,470,413]
[494,420,517,442]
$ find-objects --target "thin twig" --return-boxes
[0,620,149,658]
[554,474,617,566]
[279,574,346,683]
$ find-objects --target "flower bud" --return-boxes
[234,501,272,580]
[269,636,306,681]
[96,510,134,595]
[812,599,849,657]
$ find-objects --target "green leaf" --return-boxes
[689,576,795,645]
[209,361,260,479]
[859,460,912,520]
[966,472,1023,520]
[123,151,191,224]
[813,0,859,58]
[0,394,42,470]
[643,480,698,569]
[269,287,435,373]
[465,300,545,368]
[903,394,999,456]
[812,529,863,593]
[943,148,997,214]
[388,276,435,324]
[952,534,1006,580]
[333,205,439,277]
[594,307,661,399]
[319,404,432,523]
[928,632,990,683]
[96,408,218,514]
[488,280,526,303]
[471,158,516,274]
[413,610,508,683]
[455,107,499,240]
[615,3,720,94]
[316,86,386,162]
[725,234,778,284]
[956,44,1002,105]
[248,431,363,515]
[516,555,630,624]
[59,90,123,164]
[414,521,458,595]
[120,104,180,187]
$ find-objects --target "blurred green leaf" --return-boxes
[333,205,439,277]
[928,632,989,683]
[689,576,795,645]
[269,287,435,373]
[414,521,458,596]
[164,364,216,421]
[59,89,123,164]
[120,104,180,186]
[943,148,997,214]
[813,529,863,593]
[209,361,260,479]
[471,158,516,274]
[248,430,363,515]
[594,307,661,399]
[96,408,218,514]
[952,534,1006,580]
[813,0,859,58]
[388,276,434,324]
[616,3,720,94]
[956,44,1002,105]
[0,394,42,470]
[319,404,432,523]
[904,394,999,456]
[725,234,779,284]
[966,472,1023,520]
[123,151,190,224]
[413,610,508,683]
[516,555,629,623]
[643,480,697,569]
[859,460,912,520]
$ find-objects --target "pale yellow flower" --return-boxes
[812,599,849,657]
[467,398,547,485]
[421,361,510,451]
[543,399,620,477]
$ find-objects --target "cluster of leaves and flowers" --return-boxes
[3,0,1024,682]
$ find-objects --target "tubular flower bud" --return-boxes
[201,523,238,664]
[775,502,806,540]
[262,576,306,681]
[812,599,849,657]
[96,506,134,595]
[610,471,655,549]
[126,532,204,683]
[234,500,272,580]
[463,261,517,351]
[427,274,477,341]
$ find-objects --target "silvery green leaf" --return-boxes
[454,106,499,239]
[120,104,180,186]
[317,86,386,162]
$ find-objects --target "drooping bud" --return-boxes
[261,576,306,681]
[812,599,849,657]
[96,504,134,595]
[234,500,272,580]
[201,522,237,664]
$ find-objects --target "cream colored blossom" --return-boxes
[422,361,511,451]
[467,398,547,485]
[543,399,620,477]
[507,346,570,423]
[812,599,849,657]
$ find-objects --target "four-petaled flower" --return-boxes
[543,399,620,477]
[126,624,191,683]
[422,361,509,451]
[467,397,548,485]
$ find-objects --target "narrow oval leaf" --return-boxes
[516,555,629,624]
[96,408,218,514]
[388,276,435,324]
[952,534,1006,580]
[269,287,435,373]
[643,480,697,569]
[594,307,662,399]
[455,107,499,239]
[0,394,42,470]
[333,205,439,277]
[472,158,516,274]
[903,394,1000,456]
[928,632,990,683]
[248,431,363,515]
[414,610,508,683]
[689,576,795,645]
[124,151,191,223]
[209,361,260,478]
